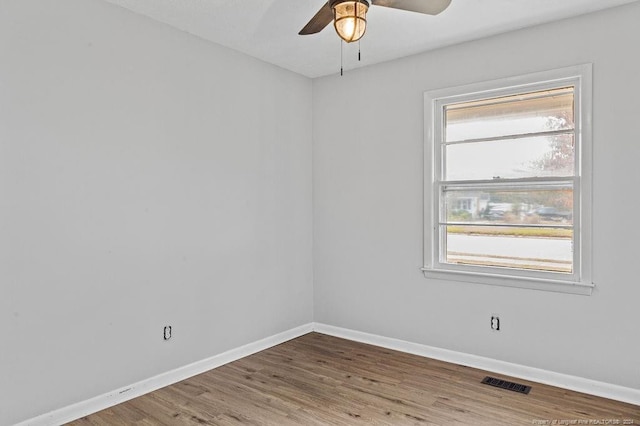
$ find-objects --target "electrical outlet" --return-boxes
[163,326,172,340]
[490,315,500,331]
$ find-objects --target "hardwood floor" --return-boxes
[69,333,640,425]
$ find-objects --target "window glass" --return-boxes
[444,134,575,180]
[443,188,573,225]
[443,225,572,273]
[444,87,574,142]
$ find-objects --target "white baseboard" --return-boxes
[16,323,314,426]
[313,322,640,406]
[16,321,639,425]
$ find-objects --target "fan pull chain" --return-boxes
[358,40,361,61]
[340,40,344,76]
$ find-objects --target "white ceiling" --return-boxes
[101,0,638,78]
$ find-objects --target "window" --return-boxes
[423,65,593,295]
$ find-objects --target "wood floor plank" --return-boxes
[68,333,640,425]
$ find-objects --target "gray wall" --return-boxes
[313,3,640,390]
[0,1,313,424]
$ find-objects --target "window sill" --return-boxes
[421,267,594,296]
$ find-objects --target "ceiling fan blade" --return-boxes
[371,0,451,15]
[299,2,334,35]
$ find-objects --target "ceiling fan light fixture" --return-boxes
[332,0,369,43]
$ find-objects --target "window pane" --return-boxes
[444,225,573,273]
[445,87,574,142]
[444,134,574,181]
[443,188,573,226]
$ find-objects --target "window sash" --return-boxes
[434,185,580,283]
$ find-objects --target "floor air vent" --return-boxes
[481,376,531,394]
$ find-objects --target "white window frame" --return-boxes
[423,65,593,295]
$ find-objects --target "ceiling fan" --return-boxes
[299,0,452,43]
